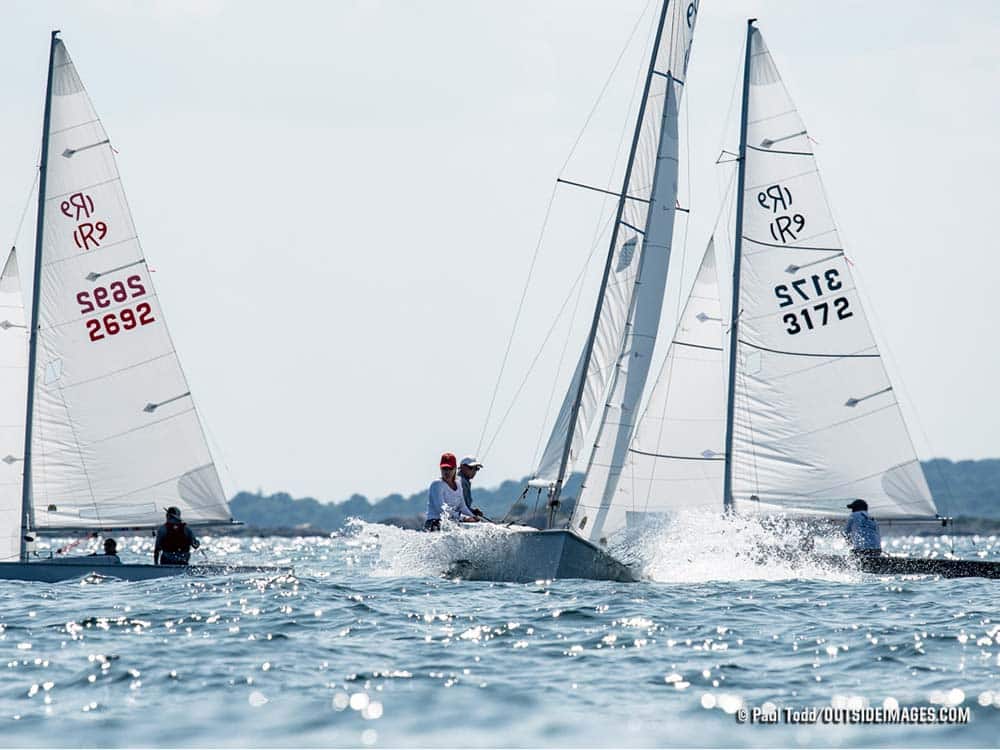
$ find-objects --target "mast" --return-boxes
[722,19,756,514]
[548,0,673,527]
[19,31,59,562]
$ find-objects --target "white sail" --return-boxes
[29,39,231,530]
[574,0,698,532]
[535,0,700,487]
[0,251,28,561]
[729,28,936,520]
[575,240,724,541]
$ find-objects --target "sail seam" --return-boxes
[49,118,101,136]
[46,176,122,202]
[738,339,881,359]
[671,340,722,352]
[628,448,724,461]
[742,235,841,253]
[746,144,811,156]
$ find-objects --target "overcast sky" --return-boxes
[2,1,998,504]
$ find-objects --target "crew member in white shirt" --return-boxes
[424,452,479,531]
[844,499,882,556]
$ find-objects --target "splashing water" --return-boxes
[345,518,543,580]
[611,511,858,584]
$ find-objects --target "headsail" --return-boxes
[28,38,231,531]
[728,28,936,519]
[575,240,725,541]
[0,251,28,560]
[534,0,700,493]
[574,0,698,531]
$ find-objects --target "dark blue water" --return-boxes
[1,518,998,747]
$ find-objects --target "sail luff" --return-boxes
[19,31,60,562]
[548,0,677,519]
[722,19,757,514]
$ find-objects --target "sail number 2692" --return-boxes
[774,268,852,335]
[76,274,156,342]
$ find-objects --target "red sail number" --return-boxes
[85,302,156,342]
[77,275,147,314]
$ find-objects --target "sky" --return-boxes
[1,1,998,504]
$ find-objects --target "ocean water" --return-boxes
[1,516,999,748]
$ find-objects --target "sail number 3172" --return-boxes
[76,275,156,342]
[774,268,852,335]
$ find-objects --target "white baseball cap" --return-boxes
[460,457,483,468]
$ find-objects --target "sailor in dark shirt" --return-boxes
[154,507,200,565]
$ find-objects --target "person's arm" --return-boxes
[153,527,163,564]
[427,482,445,521]
[188,527,200,550]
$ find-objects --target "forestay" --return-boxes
[575,241,725,542]
[0,251,28,561]
[729,29,936,519]
[574,0,699,532]
[30,39,231,530]
[535,0,700,488]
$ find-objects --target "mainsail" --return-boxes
[575,241,725,541]
[0,251,28,561]
[27,38,231,531]
[574,1,698,533]
[726,27,937,519]
[534,0,699,498]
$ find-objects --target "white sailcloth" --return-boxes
[30,39,231,530]
[575,0,698,532]
[0,251,28,561]
[534,0,700,487]
[730,28,936,519]
[575,241,724,541]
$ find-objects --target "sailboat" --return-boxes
[456,9,1000,581]
[0,33,287,582]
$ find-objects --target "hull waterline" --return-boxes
[817,554,1000,580]
[448,528,637,583]
[0,561,292,582]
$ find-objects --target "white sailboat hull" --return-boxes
[0,560,291,582]
[448,529,637,583]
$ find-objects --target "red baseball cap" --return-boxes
[439,452,457,469]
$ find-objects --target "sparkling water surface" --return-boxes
[1,517,999,748]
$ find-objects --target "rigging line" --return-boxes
[530,244,589,469]
[482,211,616,461]
[478,0,655,459]
[530,9,655,473]
[9,170,40,251]
[475,181,558,457]
[556,0,655,177]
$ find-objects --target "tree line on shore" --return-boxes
[228,459,1000,534]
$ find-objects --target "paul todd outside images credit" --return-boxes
[736,704,970,726]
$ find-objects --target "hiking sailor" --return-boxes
[458,457,485,520]
[844,499,881,556]
[154,507,201,565]
[424,453,480,531]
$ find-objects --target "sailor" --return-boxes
[844,499,881,556]
[458,457,485,519]
[424,452,479,531]
[154,507,201,565]
[89,538,122,563]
